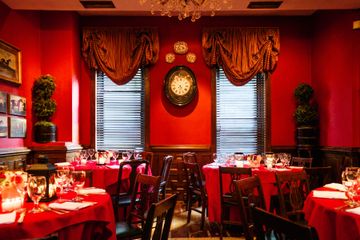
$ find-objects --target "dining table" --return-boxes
[0,193,116,240]
[202,163,304,223]
[303,186,360,240]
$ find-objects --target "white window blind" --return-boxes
[96,70,144,150]
[216,69,266,154]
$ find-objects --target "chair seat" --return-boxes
[115,222,143,239]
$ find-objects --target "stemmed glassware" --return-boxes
[54,168,70,202]
[70,170,86,202]
[80,150,89,165]
[27,175,47,213]
[134,148,143,160]
[112,150,119,163]
[342,167,360,207]
[87,148,96,161]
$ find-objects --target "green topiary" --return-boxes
[32,74,56,125]
[293,83,318,126]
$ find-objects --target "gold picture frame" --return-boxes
[0,39,21,85]
[8,94,26,116]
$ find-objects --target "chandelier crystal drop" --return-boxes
[140,0,233,22]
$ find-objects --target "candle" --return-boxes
[2,197,23,212]
[98,157,105,165]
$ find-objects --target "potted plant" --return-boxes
[294,83,319,155]
[32,74,57,143]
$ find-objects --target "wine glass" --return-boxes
[342,167,359,207]
[70,171,86,202]
[87,148,96,160]
[27,175,47,213]
[112,150,119,163]
[122,151,130,161]
[134,148,143,160]
[55,169,70,202]
[80,150,89,165]
[126,150,134,160]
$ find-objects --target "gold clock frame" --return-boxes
[164,65,197,107]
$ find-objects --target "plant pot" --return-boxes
[34,125,57,143]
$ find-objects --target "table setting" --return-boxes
[303,167,360,240]
[0,167,115,240]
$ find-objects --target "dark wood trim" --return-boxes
[265,73,271,152]
[90,69,96,148]
[144,67,150,151]
[0,147,31,170]
[210,68,216,153]
[320,146,358,153]
[31,143,82,164]
[149,145,211,151]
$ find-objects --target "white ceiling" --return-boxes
[2,0,360,16]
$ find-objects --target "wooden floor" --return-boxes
[169,201,245,239]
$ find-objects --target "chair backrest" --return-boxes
[116,160,150,197]
[183,152,198,163]
[291,157,313,168]
[183,162,206,197]
[251,205,319,240]
[219,166,252,201]
[159,155,174,188]
[127,174,161,225]
[142,194,178,240]
[235,175,266,240]
[304,166,332,190]
[143,151,154,165]
[275,171,310,219]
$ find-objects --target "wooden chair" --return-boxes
[159,155,173,199]
[291,157,313,168]
[234,175,266,240]
[219,166,252,238]
[183,161,207,229]
[112,159,150,221]
[143,151,154,165]
[116,174,161,239]
[142,194,178,240]
[275,171,310,222]
[251,205,319,240]
[183,152,198,163]
[304,166,332,190]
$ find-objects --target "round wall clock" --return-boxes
[164,66,197,107]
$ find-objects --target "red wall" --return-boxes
[0,3,41,148]
[312,11,360,147]
[79,16,313,148]
[1,4,358,150]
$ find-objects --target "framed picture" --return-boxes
[9,116,26,138]
[9,94,26,116]
[0,91,7,113]
[0,116,7,137]
[0,39,21,85]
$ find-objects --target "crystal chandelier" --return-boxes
[140,0,233,22]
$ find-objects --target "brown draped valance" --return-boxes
[82,27,159,85]
[202,27,280,86]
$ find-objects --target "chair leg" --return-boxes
[200,202,206,230]
[187,194,192,224]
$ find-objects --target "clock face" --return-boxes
[164,66,197,106]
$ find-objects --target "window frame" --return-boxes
[211,68,271,153]
[89,68,150,150]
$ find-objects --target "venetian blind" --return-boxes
[216,68,266,154]
[96,69,144,150]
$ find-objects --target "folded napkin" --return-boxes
[312,190,347,199]
[49,201,96,211]
[79,187,106,195]
[346,207,360,215]
[274,168,289,171]
[106,165,119,169]
[288,166,303,169]
[0,211,16,224]
[324,183,347,192]
[55,162,71,167]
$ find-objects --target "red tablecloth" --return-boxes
[202,164,303,223]
[73,162,149,189]
[304,188,360,240]
[0,194,116,240]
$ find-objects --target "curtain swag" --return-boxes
[202,27,280,86]
[82,27,159,85]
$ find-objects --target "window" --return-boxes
[216,68,267,154]
[96,69,144,150]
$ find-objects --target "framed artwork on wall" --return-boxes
[0,116,7,137]
[9,116,26,138]
[9,94,26,116]
[0,39,21,85]
[0,91,6,113]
